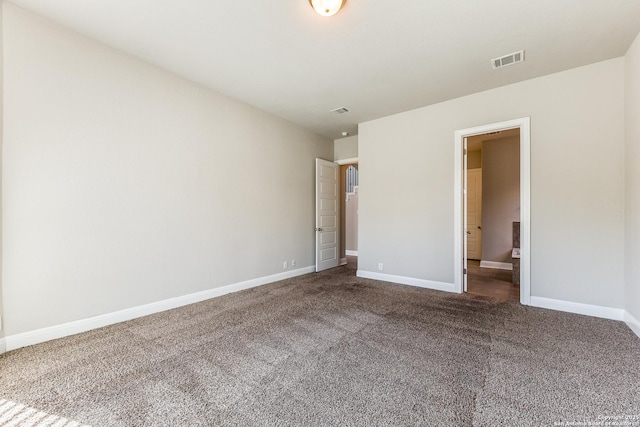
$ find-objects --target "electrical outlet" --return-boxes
[378,263,383,271]
[291,260,296,267]
[283,261,288,269]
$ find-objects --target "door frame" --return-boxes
[339,161,359,265]
[453,117,531,305]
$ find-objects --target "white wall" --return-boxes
[625,32,640,322]
[334,135,358,161]
[0,3,4,351]
[2,4,332,336]
[359,58,625,308]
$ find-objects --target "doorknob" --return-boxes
[466,231,471,235]
[315,227,323,231]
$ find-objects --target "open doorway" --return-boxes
[465,129,520,301]
[454,117,531,305]
[340,163,358,272]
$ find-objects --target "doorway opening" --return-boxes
[465,129,520,301]
[340,163,358,272]
[454,118,531,305]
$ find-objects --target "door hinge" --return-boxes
[464,148,467,155]
[464,268,467,274]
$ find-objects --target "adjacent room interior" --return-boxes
[1,0,640,425]
[465,129,521,302]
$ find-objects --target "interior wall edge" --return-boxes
[624,30,640,330]
[624,311,640,339]
[0,0,5,345]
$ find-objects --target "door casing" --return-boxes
[454,118,531,305]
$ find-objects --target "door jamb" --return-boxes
[338,160,359,266]
[453,117,531,305]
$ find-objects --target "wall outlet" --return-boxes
[378,263,383,271]
[291,259,296,267]
[283,261,288,269]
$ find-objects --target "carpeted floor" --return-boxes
[1,260,639,426]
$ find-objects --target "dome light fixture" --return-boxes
[309,0,344,17]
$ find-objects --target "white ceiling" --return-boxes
[8,0,640,139]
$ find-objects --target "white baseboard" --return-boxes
[3,266,315,353]
[356,270,456,293]
[624,311,640,339]
[345,250,358,256]
[529,296,624,321]
[0,337,6,354]
[479,261,513,271]
[339,258,347,266]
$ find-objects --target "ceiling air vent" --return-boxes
[492,50,524,69]
[330,107,350,114]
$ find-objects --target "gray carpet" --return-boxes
[1,260,639,426]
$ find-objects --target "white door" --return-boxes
[466,168,482,260]
[316,159,339,272]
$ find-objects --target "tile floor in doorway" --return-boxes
[467,260,520,302]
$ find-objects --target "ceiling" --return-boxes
[8,0,640,140]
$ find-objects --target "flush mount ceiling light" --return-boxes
[309,0,344,17]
